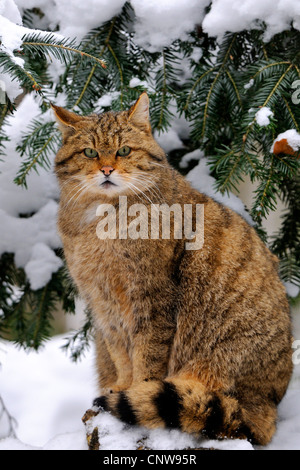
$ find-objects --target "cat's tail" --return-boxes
[93,377,277,445]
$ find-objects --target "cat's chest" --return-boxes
[66,235,136,292]
[61,218,178,332]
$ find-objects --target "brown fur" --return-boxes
[53,93,293,445]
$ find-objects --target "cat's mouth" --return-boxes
[100,180,117,189]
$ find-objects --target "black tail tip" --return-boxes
[93,396,108,410]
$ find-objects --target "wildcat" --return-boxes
[53,93,293,445]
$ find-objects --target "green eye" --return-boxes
[117,146,131,157]
[84,148,98,158]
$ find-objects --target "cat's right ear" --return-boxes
[51,104,81,139]
[128,92,151,133]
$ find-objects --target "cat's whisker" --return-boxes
[59,176,83,192]
[126,180,155,206]
[150,162,170,170]
[63,181,87,204]
[129,178,162,203]
[129,174,164,203]
[125,182,145,205]
[71,182,96,210]
[66,181,92,209]
[135,175,164,197]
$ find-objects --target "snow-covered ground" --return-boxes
[1,0,300,451]
[0,308,299,451]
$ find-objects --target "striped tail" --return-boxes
[93,377,277,445]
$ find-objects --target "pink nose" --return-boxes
[100,166,114,176]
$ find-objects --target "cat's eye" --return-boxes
[117,146,131,157]
[84,148,98,158]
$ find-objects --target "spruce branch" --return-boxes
[14,120,60,187]
[61,308,94,362]
[183,67,214,111]
[21,34,106,69]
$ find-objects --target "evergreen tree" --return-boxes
[0,2,299,358]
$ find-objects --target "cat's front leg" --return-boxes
[95,329,132,394]
[130,309,176,384]
[103,342,132,394]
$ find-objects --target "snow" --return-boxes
[255,107,274,127]
[0,93,62,290]
[130,0,209,52]
[271,129,300,153]
[48,0,126,42]
[285,282,300,299]
[202,0,300,42]
[0,308,300,450]
[1,0,300,450]
[0,71,22,102]
[154,128,185,153]
[129,77,150,90]
[0,2,64,71]
[1,0,300,73]
[95,91,121,109]
[186,157,253,225]
[24,242,63,290]
[244,78,254,90]
[0,334,96,448]
[179,149,204,169]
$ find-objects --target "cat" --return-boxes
[53,92,293,446]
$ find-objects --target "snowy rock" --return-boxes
[81,407,254,450]
[1,327,300,450]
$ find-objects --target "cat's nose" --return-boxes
[100,166,115,176]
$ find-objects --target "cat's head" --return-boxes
[53,93,167,200]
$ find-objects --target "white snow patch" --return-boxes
[24,243,63,290]
[0,93,61,290]
[271,129,300,153]
[244,78,254,90]
[49,0,126,42]
[1,315,300,450]
[285,282,300,299]
[131,0,209,51]
[203,0,300,42]
[154,128,185,153]
[129,77,150,89]
[186,157,253,224]
[255,107,274,126]
[179,149,204,169]
[0,5,63,68]
[95,91,121,109]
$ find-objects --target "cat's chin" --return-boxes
[100,181,118,190]
[96,185,126,199]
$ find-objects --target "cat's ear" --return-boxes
[51,104,81,137]
[128,92,151,133]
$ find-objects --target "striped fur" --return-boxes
[53,93,293,446]
[93,378,274,444]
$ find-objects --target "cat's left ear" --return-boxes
[128,92,151,133]
[51,103,82,138]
